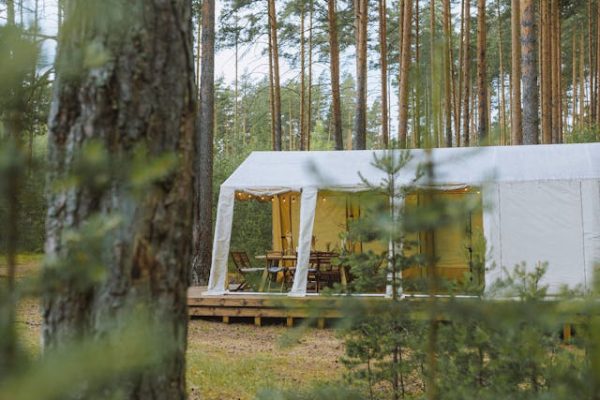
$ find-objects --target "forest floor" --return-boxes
[3,254,345,400]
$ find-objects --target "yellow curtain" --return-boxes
[271,192,300,253]
[312,191,347,252]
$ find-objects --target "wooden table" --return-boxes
[255,254,297,292]
[255,253,347,292]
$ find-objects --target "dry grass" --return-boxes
[3,254,345,400]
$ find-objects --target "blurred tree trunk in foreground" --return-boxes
[44,1,195,398]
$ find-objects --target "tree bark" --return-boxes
[398,0,405,145]
[579,32,586,126]
[300,1,306,150]
[462,0,471,146]
[573,32,578,129]
[268,14,276,149]
[353,0,368,150]
[192,0,214,286]
[588,0,596,123]
[328,0,344,150]
[556,3,563,142]
[550,0,560,143]
[597,0,600,125]
[476,0,488,143]
[457,0,465,147]
[379,0,389,148]
[497,0,507,145]
[510,0,522,145]
[414,0,421,148]
[307,0,314,150]
[268,0,282,151]
[234,12,239,143]
[540,0,552,144]
[430,0,439,147]
[520,0,539,144]
[398,0,413,148]
[443,0,452,147]
[44,0,195,398]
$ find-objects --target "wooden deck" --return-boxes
[187,286,383,327]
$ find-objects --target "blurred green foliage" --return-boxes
[566,124,600,143]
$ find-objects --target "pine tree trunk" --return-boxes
[414,0,421,148]
[597,0,600,125]
[44,1,195,397]
[550,0,561,143]
[300,2,306,150]
[476,0,488,143]
[379,0,389,148]
[496,0,507,146]
[399,0,413,148]
[192,0,214,286]
[443,0,452,147]
[268,15,276,148]
[457,0,465,147]
[540,0,552,144]
[328,0,344,150]
[234,12,239,143]
[430,0,439,147]
[307,0,314,150]
[557,6,563,142]
[462,0,471,146]
[510,0,523,145]
[588,0,596,123]
[497,0,507,145]
[268,0,282,151]
[354,0,368,150]
[573,32,578,129]
[398,0,405,145]
[520,0,539,144]
[579,33,586,125]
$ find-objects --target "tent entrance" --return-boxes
[267,189,484,294]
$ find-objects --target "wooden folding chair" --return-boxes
[264,250,288,292]
[315,252,340,291]
[230,251,263,291]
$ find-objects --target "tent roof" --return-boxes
[222,143,600,194]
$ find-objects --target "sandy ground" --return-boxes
[4,255,345,400]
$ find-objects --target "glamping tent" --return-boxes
[206,143,600,297]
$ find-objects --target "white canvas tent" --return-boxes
[206,143,600,297]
